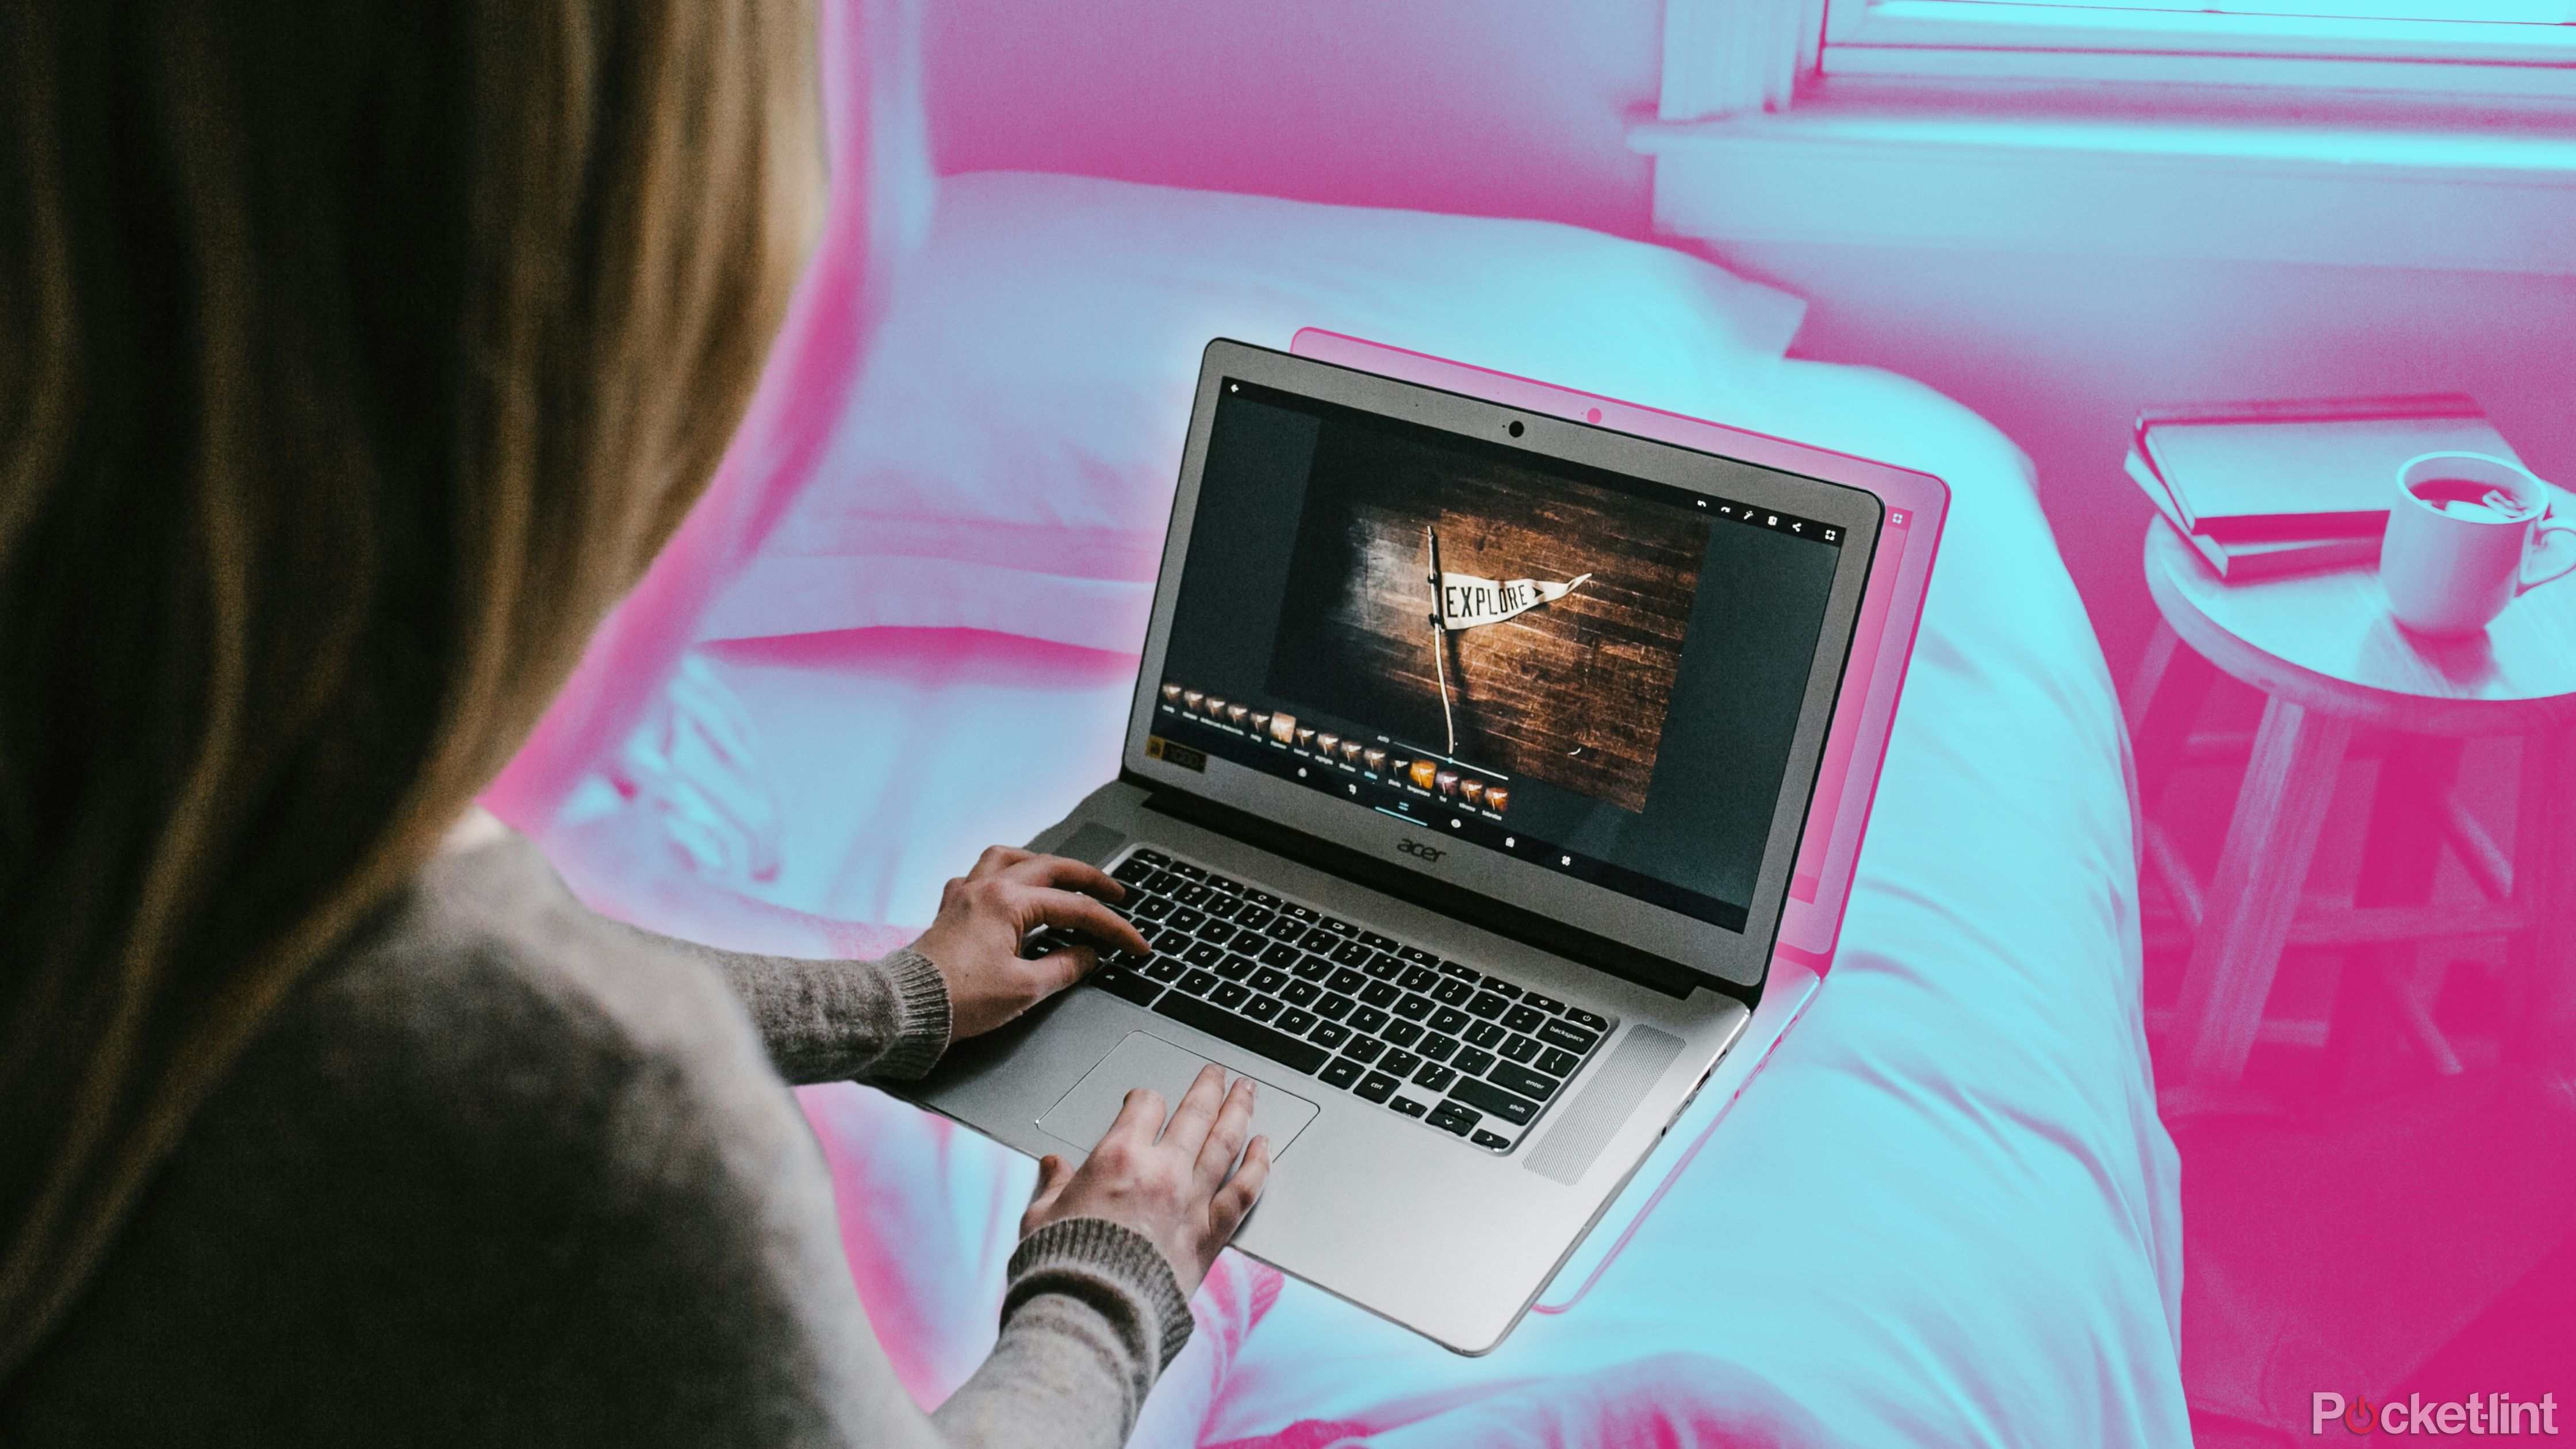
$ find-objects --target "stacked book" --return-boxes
[2126,394,2525,581]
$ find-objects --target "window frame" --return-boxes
[1822,0,2576,102]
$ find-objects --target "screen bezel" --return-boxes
[1124,340,1884,989]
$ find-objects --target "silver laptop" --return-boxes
[897,339,1883,1354]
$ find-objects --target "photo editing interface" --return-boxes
[1152,379,1850,934]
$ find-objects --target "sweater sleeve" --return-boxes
[710,946,953,1084]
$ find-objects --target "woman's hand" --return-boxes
[1021,1064,1272,1298]
[908,846,1152,1041]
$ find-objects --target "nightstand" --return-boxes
[2128,518,2576,1099]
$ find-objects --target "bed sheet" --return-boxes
[532,354,2184,1446]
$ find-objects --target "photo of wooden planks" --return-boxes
[1267,429,1709,815]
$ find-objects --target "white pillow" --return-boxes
[699,171,1808,652]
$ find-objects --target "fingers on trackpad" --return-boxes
[1037,1033,1318,1157]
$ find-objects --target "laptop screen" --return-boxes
[1148,377,1851,935]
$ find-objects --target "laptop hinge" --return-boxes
[1127,771,1755,1007]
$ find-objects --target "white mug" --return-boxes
[2380,452,2576,637]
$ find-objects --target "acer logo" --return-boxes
[1396,839,1444,864]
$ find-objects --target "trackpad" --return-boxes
[1038,1033,1320,1161]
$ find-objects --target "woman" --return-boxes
[0,1,1267,1443]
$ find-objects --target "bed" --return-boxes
[509,156,2190,1446]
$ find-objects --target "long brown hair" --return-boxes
[0,0,820,1379]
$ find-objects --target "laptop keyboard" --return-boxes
[1039,846,1617,1153]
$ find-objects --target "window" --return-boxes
[1824,0,2576,99]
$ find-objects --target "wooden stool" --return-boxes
[2129,519,2576,1098]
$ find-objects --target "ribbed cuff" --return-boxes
[1005,1217,1195,1374]
[869,946,952,1081]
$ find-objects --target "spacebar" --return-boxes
[1152,993,1329,1075]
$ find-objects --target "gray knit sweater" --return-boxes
[2,831,1193,1447]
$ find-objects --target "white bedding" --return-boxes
[533,179,2186,1446]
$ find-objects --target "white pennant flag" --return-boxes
[1436,571,1592,630]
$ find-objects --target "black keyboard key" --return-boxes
[1389,1097,1429,1118]
[1479,976,1523,999]
[1316,992,1355,1021]
[1431,978,1473,1006]
[1203,895,1243,921]
[1466,992,1509,1019]
[1260,942,1302,970]
[1453,1046,1497,1077]
[1537,1019,1600,1054]
[1281,903,1318,923]
[1523,992,1569,1015]
[1331,939,1373,968]
[1418,1034,1459,1063]
[1092,970,1162,1007]
[1265,917,1306,941]
[1235,905,1275,932]
[1144,870,1182,894]
[1500,1032,1540,1063]
[1172,881,1212,906]
[1298,927,1339,953]
[1145,956,1187,983]
[1245,888,1279,907]
[1179,969,1220,996]
[1379,1049,1422,1079]
[1291,954,1334,982]
[1398,965,1439,993]
[1113,858,1156,885]
[1398,945,1439,965]
[1382,1019,1423,1048]
[1278,1007,1318,1035]
[1153,991,1328,1074]
[1212,982,1253,1010]
[1486,1061,1559,1101]
[1243,995,1283,1023]
[1348,1005,1390,1034]
[1169,861,1208,881]
[1355,1071,1398,1102]
[1168,907,1206,933]
[1133,848,1170,865]
[1206,874,1244,895]
[1538,1047,1582,1077]
[1429,1006,1471,1035]
[1342,1036,1386,1064]
[1465,1021,1506,1049]
[1393,993,1434,1022]
[1359,981,1401,1009]
[1194,919,1237,945]
[1309,1020,1350,1050]
[1215,953,1256,982]
[1250,967,1289,994]
[1136,897,1177,922]
[1427,1101,1478,1136]
[1359,931,1398,951]
[1471,1129,1512,1150]
[1318,917,1358,937]
[1413,1062,1458,1092]
[1502,1005,1546,1033]
[1438,960,1480,980]
[1327,968,1367,995]
[1185,942,1225,969]
[1282,980,1320,1007]
[1565,1007,1611,1033]
[1451,1076,1539,1125]
[1364,952,1406,980]
[1320,1057,1364,1090]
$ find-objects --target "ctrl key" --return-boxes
[1354,1071,1400,1103]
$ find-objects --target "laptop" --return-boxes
[898,336,1949,1354]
